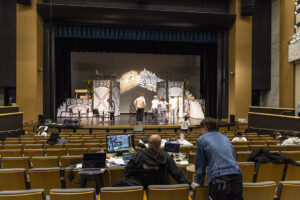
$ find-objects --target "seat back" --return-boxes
[24,144,44,149]
[0,168,27,190]
[23,149,45,157]
[249,145,268,151]
[193,186,208,200]
[2,157,31,170]
[28,167,63,195]
[284,161,300,181]
[243,181,276,200]
[233,145,249,152]
[102,167,124,187]
[238,162,255,182]
[189,152,196,164]
[50,188,95,200]
[276,181,300,200]
[268,145,287,151]
[65,143,82,149]
[281,151,300,161]
[100,186,144,200]
[0,189,46,200]
[0,149,22,157]
[46,148,67,157]
[179,146,192,158]
[255,163,285,182]
[148,184,189,200]
[60,155,83,167]
[31,156,59,168]
[287,145,300,151]
[3,144,23,150]
[236,151,251,162]
[67,148,88,156]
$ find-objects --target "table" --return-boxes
[140,139,193,148]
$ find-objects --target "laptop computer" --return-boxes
[164,142,180,153]
[79,152,106,173]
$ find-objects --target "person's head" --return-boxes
[38,126,44,133]
[107,98,111,102]
[273,131,282,139]
[47,132,60,146]
[148,134,162,150]
[171,96,174,99]
[287,130,296,138]
[235,131,242,137]
[140,93,144,97]
[184,115,189,121]
[154,95,158,100]
[160,97,165,102]
[200,118,218,134]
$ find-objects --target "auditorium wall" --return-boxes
[71,52,200,113]
[0,88,4,106]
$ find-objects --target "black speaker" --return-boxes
[230,115,235,124]
[16,0,31,6]
[38,114,45,124]
[241,0,255,16]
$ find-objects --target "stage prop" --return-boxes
[57,98,93,118]
[157,81,184,118]
[75,89,88,99]
[93,80,120,117]
[189,99,205,119]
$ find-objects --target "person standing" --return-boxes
[169,96,178,124]
[159,97,168,124]
[107,98,115,121]
[151,95,159,123]
[192,118,243,200]
[179,115,190,134]
[134,93,146,124]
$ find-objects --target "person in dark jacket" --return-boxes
[123,134,189,188]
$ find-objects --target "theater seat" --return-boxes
[148,184,190,200]
[100,186,143,200]
[102,167,124,187]
[0,189,46,200]
[1,157,31,170]
[276,181,300,200]
[0,149,22,157]
[243,181,276,200]
[193,185,208,200]
[60,155,83,167]
[50,188,95,200]
[281,151,300,161]
[236,151,251,162]
[284,161,300,181]
[237,162,255,182]
[255,163,285,182]
[0,168,28,190]
[31,156,59,168]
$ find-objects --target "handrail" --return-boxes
[0,112,23,117]
[249,106,294,110]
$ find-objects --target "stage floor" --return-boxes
[56,114,202,128]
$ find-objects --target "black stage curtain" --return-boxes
[55,38,218,117]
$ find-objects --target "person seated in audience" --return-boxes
[123,134,190,188]
[37,126,48,137]
[273,131,287,143]
[281,130,300,146]
[46,132,68,146]
[231,131,247,142]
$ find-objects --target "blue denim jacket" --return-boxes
[194,131,241,185]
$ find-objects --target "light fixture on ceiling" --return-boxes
[296,0,300,6]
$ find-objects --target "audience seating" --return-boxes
[45,144,64,149]
[268,145,287,151]
[0,189,46,200]
[233,145,249,152]
[24,144,44,149]
[60,155,83,167]
[249,145,268,151]
[255,163,285,182]
[0,168,28,190]
[23,149,45,157]
[103,167,124,187]
[243,181,277,200]
[67,148,88,156]
[1,157,31,170]
[49,188,95,200]
[238,162,255,182]
[287,145,300,151]
[31,156,59,168]
[0,149,22,157]
[65,143,82,149]
[236,151,251,162]
[100,186,144,200]
[28,167,64,195]
[46,148,68,157]
[3,144,23,150]
[179,146,192,158]
[64,168,81,189]
[284,162,300,181]
[281,151,300,161]
[189,152,196,164]
[193,186,208,200]
[276,181,300,200]
[148,184,189,200]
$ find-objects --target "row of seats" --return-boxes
[233,145,300,152]
[0,143,102,149]
[0,181,299,200]
[235,151,300,162]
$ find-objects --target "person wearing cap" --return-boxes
[134,93,146,124]
[151,95,159,123]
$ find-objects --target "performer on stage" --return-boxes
[159,97,168,124]
[151,95,159,123]
[107,98,115,121]
[169,96,178,123]
[134,93,146,124]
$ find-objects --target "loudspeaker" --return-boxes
[16,0,31,6]
[230,115,235,124]
[38,114,45,124]
[241,0,255,16]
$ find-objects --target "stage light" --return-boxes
[295,21,300,29]
[118,70,139,94]
[296,0,300,6]
[295,8,300,15]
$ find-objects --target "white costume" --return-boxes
[189,100,205,119]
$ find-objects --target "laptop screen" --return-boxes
[106,135,130,153]
[82,153,106,168]
[164,142,180,153]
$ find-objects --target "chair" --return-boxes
[281,151,300,161]
[28,167,64,195]
[60,155,83,167]
[23,149,45,157]
[268,145,287,151]
[0,189,46,200]
[65,143,82,149]
[88,148,102,153]
[83,143,101,148]
[20,140,36,144]
[100,186,144,200]
[3,144,23,150]
[67,148,88,156]
[64,168,81,188]
[267,140,281,146]
[193,186,208,200]
[1,157,31,170]
[236,151,251,162]
[276,181,300,200]
[0,149,22,157]
[103,167,124,187]
[238,162,255,182]
[284,161,300,181]
[186,165,195,182]
[179,146,192,159]
[92,109,101,123]
[31,156,59,168]
[148,184,190,200]
[189,152,196,164]
[0,168,28,190]
[50,188,95,200]
[233,145,249,152]
[243,181,277,200]
[24,144,44,149]
[80,108,90,119]
[45,144,64,149]
[46,148,68,157]
[249,145,268,151]
[251,141,266,145]
[3,140,19,144]
[255,163,285,182]
[287,145,300,151]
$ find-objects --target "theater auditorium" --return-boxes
[0,0,300,199]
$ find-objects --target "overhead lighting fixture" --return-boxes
[295,21,300,29]
[295,8,300,15]
[296,0,300,6]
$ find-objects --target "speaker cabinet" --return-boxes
[16,0,31,6]
[230,115,235,124]
[38,114,45,125]
[241,0,255,16]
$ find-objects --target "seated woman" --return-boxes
[281,130,300,146]
[46,132,68,146]
[231,131,247,142]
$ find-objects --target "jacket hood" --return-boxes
[139,148,168,165]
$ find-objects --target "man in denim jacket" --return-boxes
[191,118,243,200]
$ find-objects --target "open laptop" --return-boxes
[163,142,180,153]
[79,152,106,173]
